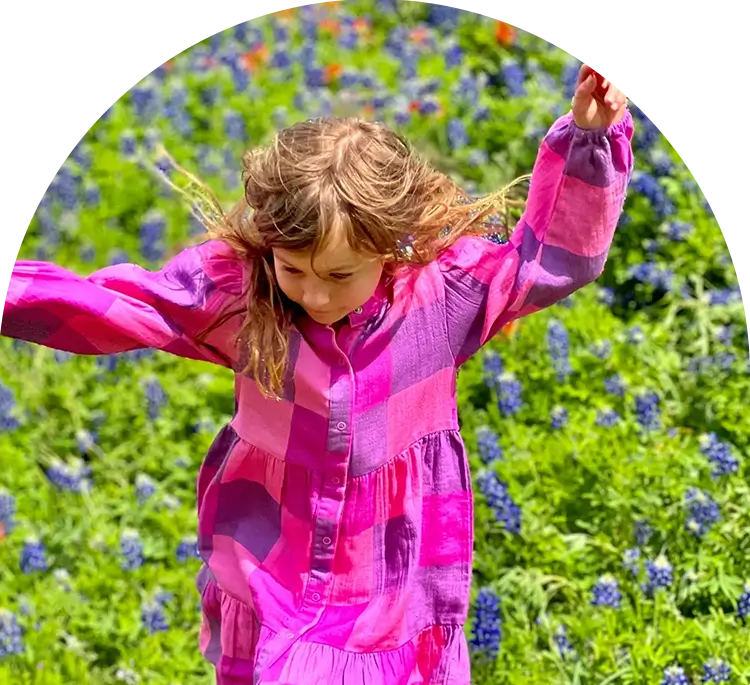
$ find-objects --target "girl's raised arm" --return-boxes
[1,239,246,368]
[439,67,634,367]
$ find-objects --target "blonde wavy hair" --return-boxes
[158,117,528,399]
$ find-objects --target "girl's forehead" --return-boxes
[274,239,373,272]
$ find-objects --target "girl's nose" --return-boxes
[301,287,331,310]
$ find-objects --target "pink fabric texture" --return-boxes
[1,112,634,684]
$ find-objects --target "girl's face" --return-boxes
[272,231,384,326]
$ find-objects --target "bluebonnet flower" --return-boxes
[0,383,20,433]
[82,181,100,206]
[738,584,749,620]
[634,391,660,431]
[49,166,80,210]
[661,665,689,685]
[597,287,615,306]
[79,245,96,263]
[199,86,220,107]
[708,287,741,306]
[271,45,292,69]
[121,529,144,571]
[666,221,692,241]
[0,609,24,657]
[53,568,72,591]
[649,149,674,177]
[475,470,521,534]
[595,407,620,428]
[443,39,462,68]
[550,406,568,429]
[131,79,159,119]
[446,118,469,149]
[644,554,673,593]
[120,130,136,157]
[428,4,462,28]
[139,209,166,262]
[0,489,16,537]
[590,340,612,360]
[496,373,523,416]
[475,426,502,464]
[604,374,626,397]
[591,575,621,608]
[553,625,575,659]
[135,474,156,505]
[501,60,526,96]
[20,537,48,574]
[623,548,641,576]
[46,457,92,493]
[685,488,720,538]
[417,96,440,115]
[626,326,645,345]
[715,325,734,346]
[547,320,572,381]
[109,249,130,266]
[699,433,739,478]
[483,351,503,383]
[628,262,674,290]
[702,658,731,683]
[76,429,96,454]
[176,536,200,563]
[634,519,653,546]
[144,378,167,420]
[468,587,501,658]
[473,105,490,122]
[141,599,169,634]
[561,61,580,98]
[630,171,673,216]
[224,110,245,141]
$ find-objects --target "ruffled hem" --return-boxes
[199,574,470,685]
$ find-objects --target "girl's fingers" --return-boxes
[577,64,594,86]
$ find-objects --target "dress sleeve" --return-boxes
[438,109,634,366]
[1,239,247,368]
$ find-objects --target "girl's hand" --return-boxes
[571,64,628,130]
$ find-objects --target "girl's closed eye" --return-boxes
[329,273,353,281]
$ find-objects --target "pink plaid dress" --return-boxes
[1,112,633,684]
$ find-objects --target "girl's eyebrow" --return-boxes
[276,256,358,273]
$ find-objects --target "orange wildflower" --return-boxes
[325,64,343,84]
[495,21,516,47]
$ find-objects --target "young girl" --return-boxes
[2,64,632,684]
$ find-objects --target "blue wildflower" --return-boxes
[76,429,96,454]
[20,537,48,574]
[446,118,469,150]
[550,406,568,429]
[595,407,620,428]
[590,340,612,360]
[0,489,15,537]
[604,374,626,397]
[176,536,199,563]
[715,325,734,346]
[708,287,741,306]
[144,378,167,420]
[468,587,501,658]
[684,488,720,538]
[623,548,641,577]
[475,470,521,534]
[649,149,674,177]
[644,554,673,593]
[483,351,503,384]
[139,209,166,262]
[634,519,653,546]
[553,625,574,659]
[626,326,645,345]
[135,474,157,505]
[702,658,731,683]
[121,529,144,571]
[141,599,169,634]
[699,433,739,478]
[501,61,526,96]
[45,457,92,493]
[468,149,489,167]
[738,584,749,620]
[496,373,523,416]
[591,575,621,608]
[634,391,660,431]
[475,426,502,464]
[661,665,689,685]
[0,609,24,657]
[547,320,572,381]
[628,261,674,290]
[597,287,615,306]
[0,383,20,433]
[666,221,692,241]
[224,110,245,141]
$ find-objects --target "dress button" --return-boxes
[354,307,363,314]
[322,537,332,545]
[332,477,340,485]
[311,592,321,602]
[336,421,347,431]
